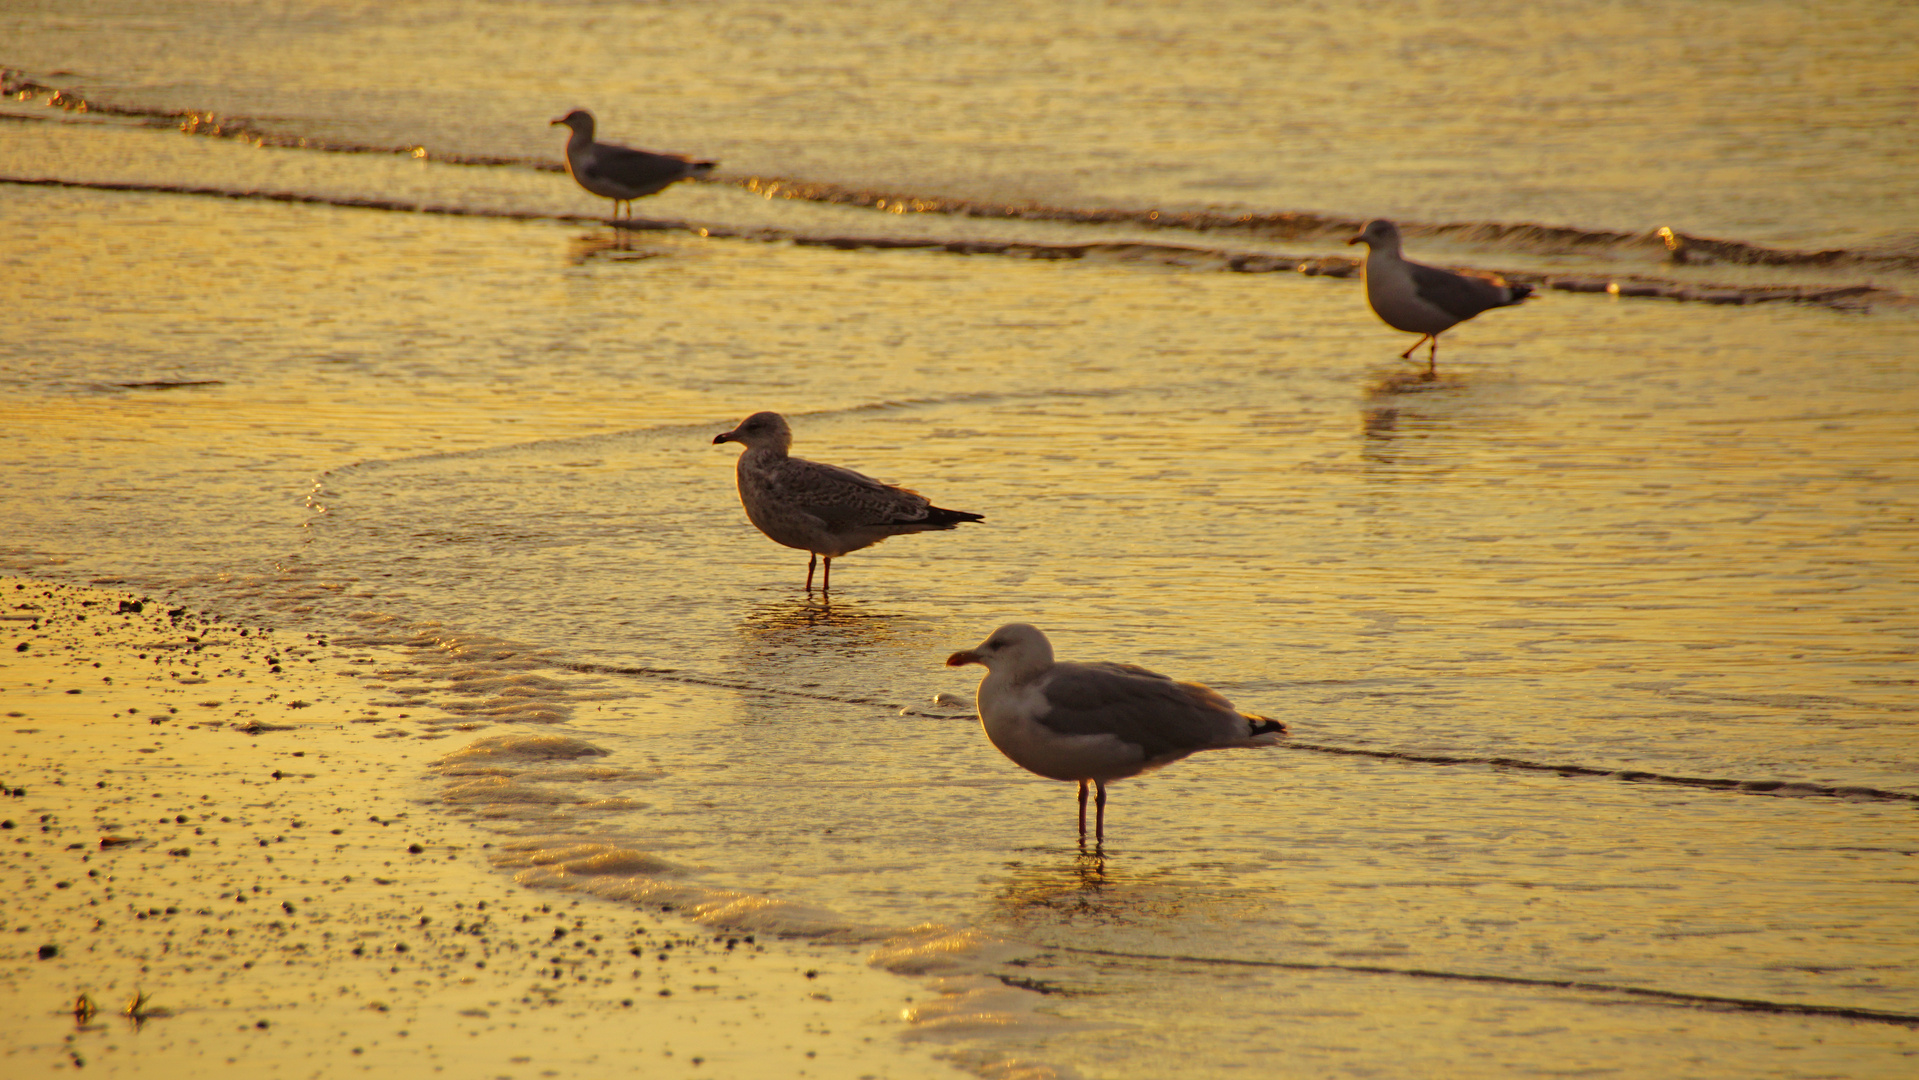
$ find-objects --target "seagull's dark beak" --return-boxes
[1346,234,1364,245]
[946,650,982,667]
[550,117,566,126]
[712,432,734,445]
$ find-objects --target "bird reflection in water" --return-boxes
[734,596,902,650]
[1365,366,1464,396]
[992,848,1117,923]
[1359,363,1466,465]
[1363,406,1399,442]
[1360,404,1428,470]
[566,230,671,265]
[991,850,1209,929]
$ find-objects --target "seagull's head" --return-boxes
[947,623,1054,678]
[1347,219,1400,251]
[712,411,793,453]
[551,109,595,135]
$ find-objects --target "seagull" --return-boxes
[550,109,717,219]
[712,412,984,592]
[946,623,1287,843]
[1347,219,1533,376]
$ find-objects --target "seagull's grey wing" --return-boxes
[1034,663,1242,760]
[584,144,700,193]
[1408,261,1519,322]
[1080,661,1175,683]
[768,456,935,531]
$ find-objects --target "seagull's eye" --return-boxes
[985,638,1005,650]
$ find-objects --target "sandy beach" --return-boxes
[0,576,988,1079]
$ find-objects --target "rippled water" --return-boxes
[3,1,1916,1075]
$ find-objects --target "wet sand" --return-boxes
[0,576,975,1079]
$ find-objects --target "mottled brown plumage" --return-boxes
[712,412,983,591]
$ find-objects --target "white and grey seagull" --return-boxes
[551,109,716,219]
[946,623,1287,843]
[1348,218,1533,376]
[712,411,984,592]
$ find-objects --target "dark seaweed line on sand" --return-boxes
[0,175,1891,312]
[558,661,901,712]
[556,655,1919,807]
[1048,945,1919,1027]
[1282,740,1919,804]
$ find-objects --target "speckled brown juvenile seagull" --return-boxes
[712,412,983,592]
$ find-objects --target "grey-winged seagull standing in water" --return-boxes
[947,623,1287,843]
[712,411,984,592]
[551,109,716,219]
[1348,219,1533,376]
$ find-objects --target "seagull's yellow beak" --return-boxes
[946,650,982,667]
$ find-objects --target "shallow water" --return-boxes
[3,1,1917,1076]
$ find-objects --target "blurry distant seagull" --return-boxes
[1347,219,1533,376]
[947,623,1287,843]
[712,411,984,592]
[550,109,716,219]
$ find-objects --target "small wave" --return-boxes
[1281,741,1919,804]
[0,70,554,170]
[733,174,1919,274]
[500,841,861,937]
[1,174,1896,312]
[6,69,1910,301]
[433,732,610,765]
[870,926,1033,976]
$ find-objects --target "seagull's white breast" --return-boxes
[976,673,1146,783]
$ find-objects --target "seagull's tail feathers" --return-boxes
[1503,282,1534,306]
[687,160,719,177]
[920,505,986,528]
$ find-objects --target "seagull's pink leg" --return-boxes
[804,553,817,592]
[1094,780,1107,844]
[1427,336,1440,377]
[822,557,832,593]
[1399,335,1431,361]
[1077,779,1089,839]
